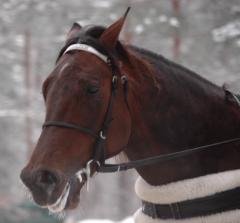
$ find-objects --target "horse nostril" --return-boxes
[20,168,32,187]
[36,170,59,188]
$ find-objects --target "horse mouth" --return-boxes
[37,175,85,213]
[47,182,71,213]
[54,178,85,213]
[22,165,94,213]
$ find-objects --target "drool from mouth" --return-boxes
[47,182,70,213]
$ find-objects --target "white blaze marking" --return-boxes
[59,62,70,75]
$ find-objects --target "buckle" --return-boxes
[142,201,158,219]
[151,203,158,218]
[121,75,128,84]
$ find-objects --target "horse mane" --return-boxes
[128,45,221,91]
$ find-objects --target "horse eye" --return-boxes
[87,85,99,94]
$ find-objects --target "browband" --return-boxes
[63,43,108,63]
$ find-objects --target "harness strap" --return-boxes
[142,187,240,219]
[232,94,240,106]
[224,88,240,107]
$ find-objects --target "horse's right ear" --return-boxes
[66,23,82,43]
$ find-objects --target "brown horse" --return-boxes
[21,10,240,221]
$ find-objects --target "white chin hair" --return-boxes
[47,183,70,213]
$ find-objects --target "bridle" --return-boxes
[43,42,123,173]
[43,42,240,177]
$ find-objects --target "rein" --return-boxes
[43,42,240,176]
[99,137,240,173]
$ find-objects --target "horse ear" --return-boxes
[99,7,130,50]
[66,23,82,42]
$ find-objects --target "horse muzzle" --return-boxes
[20,166,81,212]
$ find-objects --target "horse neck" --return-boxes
[123,49,240,186]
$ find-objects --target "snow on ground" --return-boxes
[66,217,134,223]
[212,20,240,42]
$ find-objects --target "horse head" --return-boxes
[20,9,132,213]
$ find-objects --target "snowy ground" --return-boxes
[66,217,134,223]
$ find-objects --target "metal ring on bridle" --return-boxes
[86,159,101,169]
[100,131,107,140]
[121,75,128,84]
[112,75,118,84]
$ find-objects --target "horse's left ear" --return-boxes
[100,7,130,50]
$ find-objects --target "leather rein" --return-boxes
[43,42,240,174]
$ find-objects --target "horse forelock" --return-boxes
[56,25,104,61]
[56,24,131,69]
[58,25,112,60]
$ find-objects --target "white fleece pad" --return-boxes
[135,169,240,204]
[134,169,240,223]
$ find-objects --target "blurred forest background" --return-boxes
[0,0,240,222]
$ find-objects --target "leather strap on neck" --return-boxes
[142,187,240,219]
